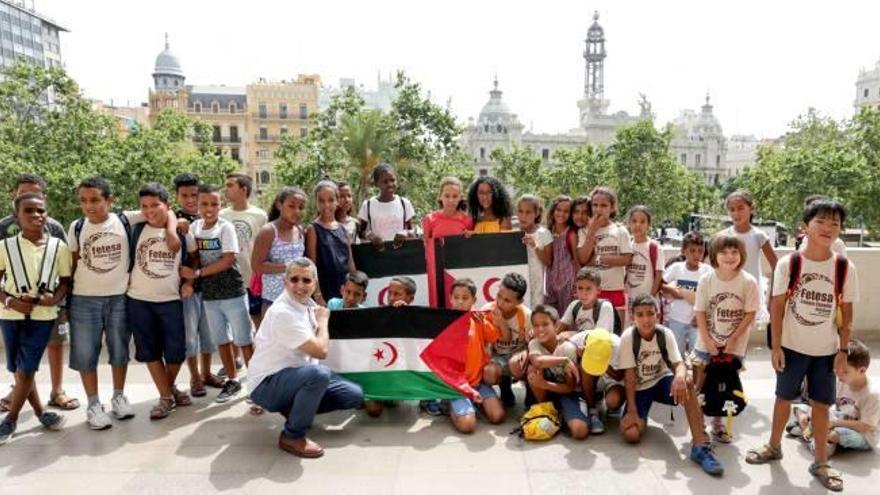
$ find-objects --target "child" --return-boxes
[788,340,879,459]
[618,294,724,476]
[526,305,588,440]
[67,177,145,429]
[446,278,506,433]
[557,268,616,433]
[252,187,308,313]
[662,231,712,357]
[357,163,416,246]
[720,190,777,323]
[580,328,625,434]
[173,173,223,399]
[796,195,847,256]
[747,199,859,492]
[0,193,70,444]
[517,195,552,310]
[481,272,532,408]
[578,186,633,324]
[693,234,759,443]
[306,180,356,302]
[625,206,665,302]
[422,176,473,306]
[544,195,578,316]
[127,183,195,420]
[327,271,368,310]
[466,176,512,234]
[186,184,252,405]
[571,196,591,234]
[335,181,359,244]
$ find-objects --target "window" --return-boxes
[279,103,288,119]
[680,153,687,165]
[231,148,239,162]
[259,126,268,140]
[213,125,221,142]
[194,102,202,113]
[865,88,870,98]
[300,127,308,137]
[695,154,702,166]
[211,102,219,114]
[280,126,288,136]
[258,148,270,160]
[229,102,237,113]
[479,168,488,177]
[230,126,239,142]
[258,102,267,119]
[299,104,308,119]
[542,149,550,161]
[716,154,721,166]
[260,171,271,184]
[480,147,485,160]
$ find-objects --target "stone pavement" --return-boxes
[0,344,878,494]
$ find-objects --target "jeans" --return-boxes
[68,294,130,371]
[250,364,364,439]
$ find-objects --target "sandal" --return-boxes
[0,397,9,413]
[250,404,265,416]
[204,374,226,389]
[48,391,81,411]
[172,386,192,407]
[809,462,843,492]
[745,443,783,465]
[150,398,176,420]
[190,381,207,398]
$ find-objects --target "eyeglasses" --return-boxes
[288,276,313,285]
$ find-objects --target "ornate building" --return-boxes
[319,73,399,112]
[461,12,732,184]
[855,55,880,112]
[148,35,319,193]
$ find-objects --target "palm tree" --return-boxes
[336,109,395,205]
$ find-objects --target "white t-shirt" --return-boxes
[357,195,415,242]
[67,213,143,297]
[618,325,682,391]
[191,218,244,300]
[220,205,268,287]
[721,226,770,319]
[663,261,713,325]
[693,270,760,357]
[581,223,633,291]
[524,226,553,309]
[800,236,847,256]
[527,339,578,383]
[561,299,615,344]
[771,253,859,356]
[126,225,196,303]
[481,302,531,356]
[248,291,319,392]
[835,379,880,447]
[626,240,665,298]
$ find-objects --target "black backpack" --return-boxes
[570,298,622,336]
[631,326,675,373]
[129,222,189,272]
[699,353,747,418]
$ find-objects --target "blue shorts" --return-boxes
[449,383,499,417]
[182,292,215,357]
[204,295,253,347]
[68,294,130,371]
[626,374,677,419]
[551,392,589,425]
[127,297,186,365]
[775,347,836,406]
[247,288,262,316]
[1,318,53,374]
[834,427,872,451]
[667,320,697,357]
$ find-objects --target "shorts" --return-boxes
[549,391,589,425]
[204,294,253,347]
[597,374,625,394]
[666,319,697,358]
[247,288,262,316]
[775,347,836,406]
[1,318,53,374]
[49,306,69,344]
[626,374,677,419]
[182,292,216,357]
[691,350,744,368]
[127,297,186,365]
[833,427,872,451]
[449,383,498,417]
[68,294,130,371]
[599,290,627,310]
[490,349,527,379]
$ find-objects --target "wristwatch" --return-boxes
[3,296,11,308]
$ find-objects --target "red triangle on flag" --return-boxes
[420,310,478,401]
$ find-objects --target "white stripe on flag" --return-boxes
[444,264,530,308]
[323,338,433,373]
[362,275,430,308]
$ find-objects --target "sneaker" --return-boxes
[111,394,135,420]
[420,399,443,416]
[216,379,242,403]
[0,418,16,445]
[39,411,66,431]
[785,419,803,437]
[690,443,724,476]
[217,359,245,378]
[588,413,605,435]
[86,403,112,431]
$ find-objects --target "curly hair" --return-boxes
[467,176,512,225]
[545,195,574,229]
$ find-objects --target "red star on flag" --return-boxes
[373,348,385,361]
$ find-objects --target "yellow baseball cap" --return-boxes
[581,328,613,376]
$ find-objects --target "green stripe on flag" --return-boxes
[340,371,461,400]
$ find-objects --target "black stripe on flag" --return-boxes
[440,232,528,269]
[352,239,426,279]
[329,306,464,340]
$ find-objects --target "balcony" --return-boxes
[252,112,310,121]
[189,108,247,115]
[254,134,280,142]
[213,136,242,144]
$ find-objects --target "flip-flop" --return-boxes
[48,391,80,411]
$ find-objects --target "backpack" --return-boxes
[73,212,132,253]
[570,298,622,336]
[699,354,747,434]
[1,235,62,296]
[513,401,561,441]
[631,326,676,374]
[129,222,188,273]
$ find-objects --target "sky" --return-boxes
[33,0,880,139]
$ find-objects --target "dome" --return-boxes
[587,11,604,39]
[153,34,183,78]
[479,78,512,118]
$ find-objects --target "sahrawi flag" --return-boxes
[323,306,475,400]
[352,239,430,307]
[437,232,530,308]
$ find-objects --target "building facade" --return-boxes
[0,0,65,96]
[319,73,399,112]
[855,56,880,112]
[148,36,319,192]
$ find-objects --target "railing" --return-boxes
[213,136,242,143]
[251,112,310,120]
[254,134,280,142]
[189,107,247,115]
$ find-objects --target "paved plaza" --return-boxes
[0,343,878,494]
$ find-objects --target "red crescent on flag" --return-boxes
[483,277,500,302]
[378,286,389,306]
[382,341,398,368]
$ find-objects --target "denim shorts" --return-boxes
[834,427,872,451]
[775,347,836,405]
[449,383,499,417]
[1,318,53,374]
[625,374,677,419]
[68,294,130,371]
[182,292,216,357]
[666,319,697,357]
[246,289,262,316]
[551,392,589,424]
[204,294,253,347]
[128,297,186,364]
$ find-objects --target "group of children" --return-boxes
[0,165,877,490]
